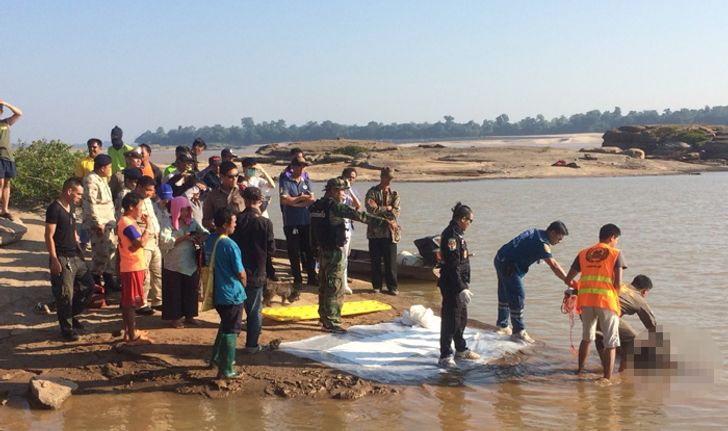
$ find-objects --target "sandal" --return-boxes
[0,212,16,222]
[184,318,201,327]
[127,333,153,345]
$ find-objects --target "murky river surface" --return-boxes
[5,173,728,430]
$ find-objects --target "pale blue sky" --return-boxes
[3,1,728,144]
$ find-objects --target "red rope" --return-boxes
[561,294,578,357]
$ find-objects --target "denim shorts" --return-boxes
[0,159,16,179]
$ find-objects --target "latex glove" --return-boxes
[458,289,474,306]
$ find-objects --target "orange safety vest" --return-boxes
[117,215,146,273]
[576,242,621,316]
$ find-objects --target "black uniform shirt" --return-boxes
[438,220,470,294]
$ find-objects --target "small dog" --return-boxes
[263,281,293,306]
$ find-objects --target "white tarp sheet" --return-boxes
[280,321,529,383]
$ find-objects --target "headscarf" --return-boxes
[170,196,192,230]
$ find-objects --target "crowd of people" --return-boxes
[38,123,405,379]
[14,113,656,381]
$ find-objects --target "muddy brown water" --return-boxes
[5,173,727,429]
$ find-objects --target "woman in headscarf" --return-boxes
[160,196,209,327]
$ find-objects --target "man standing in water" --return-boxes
[0,99,22,221]
[564,223,626,381]
[309,178,396,333]
[437,202,480,368]
[593,274,656,372]
[494,221,570,343]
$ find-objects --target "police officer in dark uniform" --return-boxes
[309,178,396,333]
[438,202,480,368]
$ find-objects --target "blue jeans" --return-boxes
[244,286,263,348]
[494,258,526,332]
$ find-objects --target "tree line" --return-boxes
[135,105,728,146]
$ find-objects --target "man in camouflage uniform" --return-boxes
[82,154,119,292]
[310,178,398,333]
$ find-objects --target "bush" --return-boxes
[333,145,369,157]
[13,140,84,209]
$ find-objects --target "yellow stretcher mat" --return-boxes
[262,300,392,322]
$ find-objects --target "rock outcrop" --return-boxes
[0,217,27,246]
[602,125,728,161]
[29,376,78,409]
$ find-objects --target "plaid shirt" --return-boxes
[364,185,400,243]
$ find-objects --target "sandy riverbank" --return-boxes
[150,134,727,183]
[0,211,504,404]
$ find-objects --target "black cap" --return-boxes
[221,148,238,159]
[94,154,112,169]
[111,126,123,138]
[123,167,143,181]
[175,145,190,157]
[178,153,195,163]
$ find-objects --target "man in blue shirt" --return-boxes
[204,208,246,379]
[279,155,316,301]
[494,221,570,343]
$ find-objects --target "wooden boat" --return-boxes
[274,239,439,282]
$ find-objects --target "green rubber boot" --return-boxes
[217,333,241,379]
[208,329,223,369]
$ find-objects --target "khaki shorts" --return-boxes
[581,306,620,348]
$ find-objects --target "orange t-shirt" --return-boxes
[117,215,147,272]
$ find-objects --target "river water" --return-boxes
[5,173,728,430]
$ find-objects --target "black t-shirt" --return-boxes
[45,200,81,257]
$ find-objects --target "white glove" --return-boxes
[458,289,473,306]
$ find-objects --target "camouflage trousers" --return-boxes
[89,224,117,276]
[318,247,345,328]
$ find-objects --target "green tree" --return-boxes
[13,139,83,209]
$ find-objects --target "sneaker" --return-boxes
[455,349,481,360]
[344,286,353,295]
[384,289,399,296]
[495,326,513,336]
[243,345,263,354]
[287,291,301,303]
[438,355,457,369]
[372,288,381,294]
[511,330,535,344]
